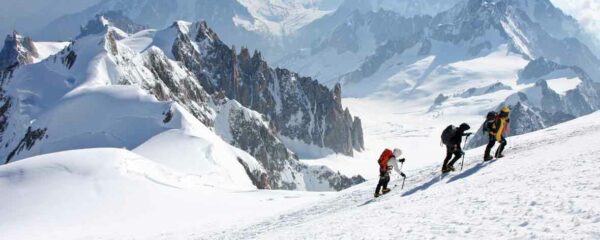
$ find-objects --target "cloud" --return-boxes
[550,0,600,38]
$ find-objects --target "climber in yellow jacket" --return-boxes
[483,107,510,161]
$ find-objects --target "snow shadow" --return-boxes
[401,175,443,197]
[446,160,495,184]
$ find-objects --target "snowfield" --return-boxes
[0,148,332,240]
[1,111,598,239]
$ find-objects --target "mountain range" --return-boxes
[0,15,365,191]
[1,0,600,193]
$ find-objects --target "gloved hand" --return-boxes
[465,132,472,137]
[398,158,406,163]
[400,172,406,178]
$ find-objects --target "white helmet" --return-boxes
[393,148,402,159]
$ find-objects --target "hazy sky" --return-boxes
[0,0,99,36]
[0,0,598,40]
[551,0,600,38]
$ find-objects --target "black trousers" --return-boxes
[485,135,507,158]
[443,145,463,168]
[375,170,390,193]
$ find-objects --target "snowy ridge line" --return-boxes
[202,112,600,239]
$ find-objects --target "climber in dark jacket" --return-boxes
[442,123,471,173]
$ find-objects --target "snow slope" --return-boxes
[31,41,70,63]
[210,111,600,239]
[3,104,596,240]
[0,148,330,240]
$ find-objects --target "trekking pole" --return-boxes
[401,175,406,189]
[461,134,470,171]
[399,161,406,190]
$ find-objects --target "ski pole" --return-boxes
[401,176,406,189]
[461,134,470,171]
[399,161,406,189]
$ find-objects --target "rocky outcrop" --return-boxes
[459,82,512,98]
[0,32,38,71]
[165,21,364,156]
[212,97,365,190]
[429,94,449,112]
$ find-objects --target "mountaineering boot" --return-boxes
[447,165,456,172]
[484,156,494,161]
[374,192,381,198]
[496,154,505,159]
[441,166,451,173]
[382,188,391,194]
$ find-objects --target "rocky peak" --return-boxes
[77,11,147,39]
[166,20,364,156]
[519,58,565,81]
[195,21,220,43]
[0,31,39,70]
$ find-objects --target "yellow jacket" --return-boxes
[495,117,508,142]
[494,107,510,142]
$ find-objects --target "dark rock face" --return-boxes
[0,92,11,143]
[5,127,47,164]
[0,32,39,70]
[518,57,565,83]
[429,94,449,112]
[460,82,512,98]
[168,21,364,156]
[142,47,214,126]
[213,98,365,190]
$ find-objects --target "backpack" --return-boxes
[482,111,498,134]
[378,149,394,169]
[441,125,457,145]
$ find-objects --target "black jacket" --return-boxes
[449,129,468,146]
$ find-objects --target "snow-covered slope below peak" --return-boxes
[235,0,333,36]
[31,41,70,63]
[0,147,331,240]
[211,111,600,239]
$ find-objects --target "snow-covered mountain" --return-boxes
[0,18,364,191]
[280,0,600,92]
[35,0,343,61]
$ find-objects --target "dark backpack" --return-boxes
[441,125,457,145]
[482,111,498,134]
